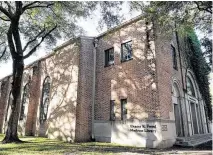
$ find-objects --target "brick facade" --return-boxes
[0,16,210,146]
[75,37,94,142]
[95,19,159,121]
[0,77,10,133]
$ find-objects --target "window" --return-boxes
[110,100,115,121]
[105,48,114,67]
[40,76,51,123]
[33,62,39,75]
[121,41,133,62]
[20,83,30,120]
[171,45,178,70]
[121,99,127,120]
[186,76,196,97]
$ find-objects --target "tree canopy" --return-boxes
[130,1,212,34]
[0,1,123,143]
[0,1,123,62]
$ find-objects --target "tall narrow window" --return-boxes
[186,76,196,97]
[105,48,114,67]
[121,41,133,62]
[33,65,38,75]
[20,83,30,120]
[121,99,127,120]
[171,45,178,70]
[110,100,115,121]
[40,76,51,123]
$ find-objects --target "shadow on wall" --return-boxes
[0,78,10,133]
[36,40,80,142]
[18,70,31,136]
[94,19,173,147]
[95,19,159,121]
[112,121,159,148]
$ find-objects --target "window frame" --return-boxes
[121,40,133,63]
[121,98,127,120]
[186,76,196,97]
[104,47,114,67]
[19,83,30,121]
[110,100,115,121]
[40,76,51,124]
[171,45,178,70]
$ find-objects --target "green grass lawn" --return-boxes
[0,134,212,155]
[0,134,147,155]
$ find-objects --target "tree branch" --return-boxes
[15,1,23,15]
[22,28,46,52]
[5,1,14,15]
[0,16,10,21]
[22,1,40,11]
[23,2,54,11]
[23,25,57,59]
[7,25,17,58]
[0,47,6,59]
[194,1,212,14]
[0,5,13,19]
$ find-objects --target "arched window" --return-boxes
[40,76,51,123]
[186,76,196,97]
[20,83,30,120]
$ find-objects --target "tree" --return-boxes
[130,1,212,36]
[201,37,212,66]
[0,1,123,143]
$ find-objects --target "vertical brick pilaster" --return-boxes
[75,37,94,142]
[25,62,41,136]
[0,77,10,133]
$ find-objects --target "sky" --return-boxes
[0,2,140,79]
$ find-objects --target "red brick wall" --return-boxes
[0,17,203,141]
[0,77,10,133]
[95,19,159,121]
[154,25,174,119]
[39,41,80,141]
[75,37,94,142]
[25,62,41,136]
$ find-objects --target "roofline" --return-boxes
[96,14,143,39]
[0,74,11,82]
[0,15,144,81]
[0,37,81,82]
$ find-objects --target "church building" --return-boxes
[0,15,211,148]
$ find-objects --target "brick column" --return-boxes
[25,62,41,136]
[75,37,94,142]
[0,78,10,133]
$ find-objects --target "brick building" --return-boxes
[0,16,211,148]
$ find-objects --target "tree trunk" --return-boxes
[2,58,24,143]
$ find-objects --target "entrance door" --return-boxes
[174,103,182,137]
[190,102,198,134]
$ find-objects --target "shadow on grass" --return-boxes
[0,135,212,154]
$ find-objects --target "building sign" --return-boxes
[129,124,156,133]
